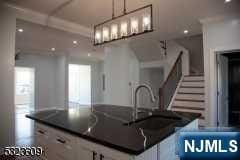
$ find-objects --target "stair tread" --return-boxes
[180,86,204,88]
[175,99,204,102]
[178,92,204,95]
[183,76,204,81]
[179,90,204,95]
[171,108,204,115]
[181,82,204,87]
[173,101,204,108]
[172,105,205,111]
[182,80,204,82]
[175,94,204,101]
[185,75,204,77]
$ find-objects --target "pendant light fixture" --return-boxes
[94,0,153,46]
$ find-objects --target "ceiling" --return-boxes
[7,0,240,40]
[16,20,104,60]
[9,0,240,61]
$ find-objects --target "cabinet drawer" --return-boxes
[52,136,76,160]
[51,128,77,160]
[34,124,52,157]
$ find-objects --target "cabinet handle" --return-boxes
[100,154,104,160]
[93,151,97,160]
[38,130,45,135]
[56,138,66,144]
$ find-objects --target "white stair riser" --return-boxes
[184,76,204,81]
[176,94,204,101]
[199,119,205,126]
[173,101,204,108]
[171,108,205,115]
[179,88,204,94]
[181,82,204,87]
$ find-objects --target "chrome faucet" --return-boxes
[134,84,156,120]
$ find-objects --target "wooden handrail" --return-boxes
[161,51,183,88]
[159,51,183,109]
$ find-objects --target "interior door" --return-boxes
[217,54,229,127]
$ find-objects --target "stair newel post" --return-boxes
[159,88,164,110]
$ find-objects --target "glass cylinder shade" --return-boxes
[131,18,139,34]
[111,24,118,40]
[142,14,151,31]
[102,27,110,42]
[95,31,102,44]
[120,22,128,37]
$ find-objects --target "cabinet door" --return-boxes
[34,123,52,159]
[78,146,97,160]
[98,151,133,160]
[99,154,115,160]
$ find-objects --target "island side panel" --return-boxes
[158,119,199,160]
[33,119,199,160]
[134,145,158,160]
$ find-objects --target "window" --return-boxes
[68,64,91,107]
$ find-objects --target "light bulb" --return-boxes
[120,22,128,37]
[18,28,24,33]
[131,18,138,34]
[184,30,189,34]
[102,27,109,42]
[111,24,118,40]
[95,31,101,44]
[143,14,151,31]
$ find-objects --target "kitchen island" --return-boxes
[26,105,200,160]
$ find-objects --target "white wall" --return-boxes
[140,40,190,81]
[16,53,103,110]
[15,54,66,110]
[202,16,240,127]
[176,35,204,74]
[0,3,16,149]
[55,55,68,107]
[103,44,139,106]
[139,68,164,108]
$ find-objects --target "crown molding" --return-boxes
[199,13,240,25]
[4,3,93,38]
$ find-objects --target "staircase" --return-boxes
[170,75,205,127]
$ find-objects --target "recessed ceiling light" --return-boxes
[18,29,24,33]
[184,30,189,34]
[51,48,56,51]
[225,0,231,3]
[73,40,78,44]
[88,53,91,57]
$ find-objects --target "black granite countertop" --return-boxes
[26,105,200,155]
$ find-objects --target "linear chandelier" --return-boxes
[94,0,153,46]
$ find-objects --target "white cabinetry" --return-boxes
[34,119,198,160]
[34,123,77,160]
[77,138,133,160]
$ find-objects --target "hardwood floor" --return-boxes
[15,111,34,147]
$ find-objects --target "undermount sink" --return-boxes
[124,115,181,131]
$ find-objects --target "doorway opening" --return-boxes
[217,51,240,127]
[68,64,91,107]
[15,67,35,145]
[15,67,35,113]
